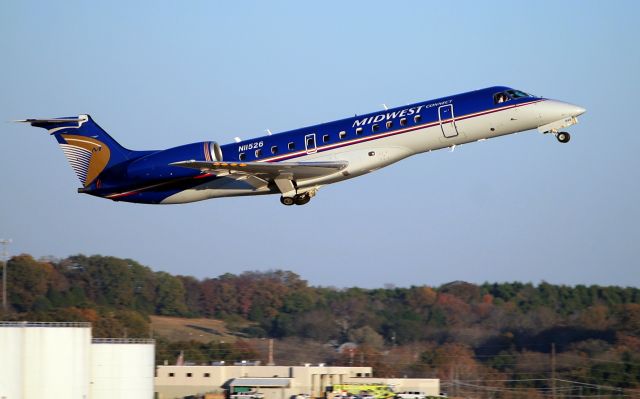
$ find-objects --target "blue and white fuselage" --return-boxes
[20,86,585,206]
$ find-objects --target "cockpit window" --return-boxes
[506,89,531,98]
[494,89,533,104]
[494,92,509,104]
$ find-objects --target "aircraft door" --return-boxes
[305,133,317,154]
[438,104,459,138]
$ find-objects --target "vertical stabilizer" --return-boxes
[18,115,132,187]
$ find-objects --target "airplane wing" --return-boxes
[170,160,348,181]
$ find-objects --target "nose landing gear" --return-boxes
[556,131,571,143]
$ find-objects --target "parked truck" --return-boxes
[326,384,395,399]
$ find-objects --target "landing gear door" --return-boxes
[438,104,459,138]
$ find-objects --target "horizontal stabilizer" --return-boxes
[171,160,348,180]
[15,117,85,124]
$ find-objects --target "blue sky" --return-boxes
[1,1,639,288]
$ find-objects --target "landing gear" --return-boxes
[280,196,295,206]
[294,193,311,205]
[279,193,314,206]
[276,175,319,206]
[556,131,570,143]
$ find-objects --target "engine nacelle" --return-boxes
[127,141,222,181]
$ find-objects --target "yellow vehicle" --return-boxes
[326,384,395,399]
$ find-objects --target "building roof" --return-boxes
[229,378,292,387]
[0,321,91,328]
[92,338,156,344]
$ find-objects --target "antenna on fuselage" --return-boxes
[382,104,388,110]
[234,137,241,143]
[266,129,272,136]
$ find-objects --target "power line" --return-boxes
[558,353,640,367]
[554,378,640,393]
[446,378,640,398]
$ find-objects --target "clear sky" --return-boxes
[1,1,639,288]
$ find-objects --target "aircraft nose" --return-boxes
[535,100,586,127]
[561,102,586,117]
[571,104,586,117]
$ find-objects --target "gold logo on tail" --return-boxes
[59,134,111,187]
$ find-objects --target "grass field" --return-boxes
[150,315,238,343]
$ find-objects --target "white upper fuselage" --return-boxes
[162,88,585,204]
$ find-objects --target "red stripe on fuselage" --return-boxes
[102,99,545,199]
[256,99,545,163]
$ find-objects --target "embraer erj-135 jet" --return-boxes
[19,86,585,206]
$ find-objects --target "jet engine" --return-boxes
[127,141,222,181]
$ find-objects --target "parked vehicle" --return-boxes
[395,392,427,399]
[231,392,264,399]
[327,384,395,399]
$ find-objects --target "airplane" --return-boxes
[18,86,585,206]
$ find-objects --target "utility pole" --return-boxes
[267,338,275,365]
[1,239,11,312]
[551,342,556,399]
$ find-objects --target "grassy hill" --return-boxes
[150,315,238,343]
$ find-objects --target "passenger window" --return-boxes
[386,121,393,129]
[288,142,295,150]
[356,127,363,135]
[323,134,330,143]
[372,124,379,132]
[255,148,262,158]
[339,131,347,139]
[400,118,407,126]
[239,153,246,161]
[414,115,422,123]
[271,146,278,155]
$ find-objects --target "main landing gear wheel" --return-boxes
[294,193,311,206]
[280,196,295,206]
[556,131,571,143]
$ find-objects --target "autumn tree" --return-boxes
[5,255,55,312]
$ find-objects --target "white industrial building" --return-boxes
[0,321,155,399]
[0,322,439,399]
[155,365,440,399]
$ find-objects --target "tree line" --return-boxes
[2,254,639,393]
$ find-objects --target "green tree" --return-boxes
[155,272,188,316]
[66,255,135,307]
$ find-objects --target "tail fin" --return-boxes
[18,115,132,187]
